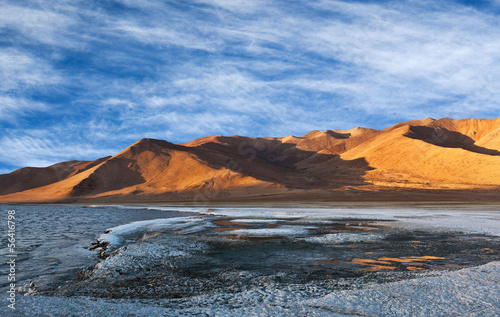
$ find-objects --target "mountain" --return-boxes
[0,157,110,195]
[1,117,499,203]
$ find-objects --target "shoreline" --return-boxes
[4,200,500,208]
[2,188,500,206]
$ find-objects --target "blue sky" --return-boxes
[1,0,500,173]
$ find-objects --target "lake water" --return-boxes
[1,204,499,316]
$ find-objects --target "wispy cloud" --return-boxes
[0,2,79,47]
[0,133,116,168]
[0,49,60,92]
[0,0,499,172]
[111,20,218,51]
[194,0,269,13]
[0,96,50,121]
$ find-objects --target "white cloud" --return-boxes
[111,21,218,51]
[138,111,250,137]
[0,96,50,121]
[304,2,498,81]
[194,0,269,13]
[0,49,60,92]
[0,2,76,47]
[144,95,202,108]
[102,98,135,108]
[0,135,115,168]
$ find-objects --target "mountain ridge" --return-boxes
[1,117,499,203]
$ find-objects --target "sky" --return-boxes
[1,0,500,173]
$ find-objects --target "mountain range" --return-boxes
[1,117,499,203]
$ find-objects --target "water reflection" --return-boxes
[313,256,450,272]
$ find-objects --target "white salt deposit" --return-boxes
[98,217,204,246]
[300,232,383,244]
[11,261,500,316]
[221,226,313,237]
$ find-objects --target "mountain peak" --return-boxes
[133,138,175,147]
[117,138,179,156]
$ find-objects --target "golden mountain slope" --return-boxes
[340,118,500,188]
[0,157,110,195]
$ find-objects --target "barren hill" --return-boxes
[0,157,110,195]
[1,117,499,203]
